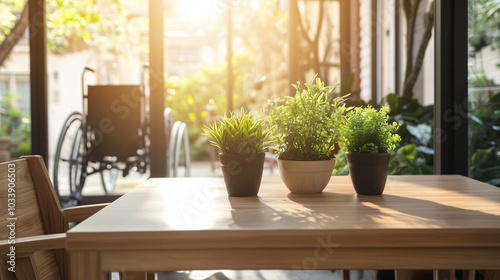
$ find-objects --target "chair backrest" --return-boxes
[87,85,144,160]
[0,156,68,279]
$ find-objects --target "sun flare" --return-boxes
[178,0,218,20]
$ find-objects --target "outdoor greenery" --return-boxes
[341,106,400,154]
[0,94,30,157]
[467,0,500,187]
[202,110,272,155]
[165,53,255,159]
[0,0,130,59]
[468,0,500,53]
[469,92,500,186]
[333,93,434,176]
[266,75,349,161]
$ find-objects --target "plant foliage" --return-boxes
[342,106,401,154]
[267,75,349,161]
[202,110,272,155]
[0,93,31,157]
[469,92,500,186]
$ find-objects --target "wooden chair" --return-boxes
[0,156,107,279]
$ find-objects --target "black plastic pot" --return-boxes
[219,153,266,197]
[346,153,390,195]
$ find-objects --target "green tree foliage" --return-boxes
[0,0,129,66]
[232,0,289,104]
[165,54,252,160]
[468,0,500,53]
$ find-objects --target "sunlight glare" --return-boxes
[179,0,217,21]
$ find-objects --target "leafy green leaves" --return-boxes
[342,106,401,154]
[267,75,349,161]
[202,110,272,155]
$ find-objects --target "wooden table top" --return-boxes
[67,175,500,251]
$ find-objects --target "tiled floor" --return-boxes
[110,270,377,280]
[159,270,376,280]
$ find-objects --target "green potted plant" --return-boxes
[341,106,401,195]
[203,110,272,196]
[267,75,349,193]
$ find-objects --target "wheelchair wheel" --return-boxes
[100,167,119,194]
[53,112,86,207]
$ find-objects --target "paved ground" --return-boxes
[109,270,376,280]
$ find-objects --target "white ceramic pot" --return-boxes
[277,158,336,193]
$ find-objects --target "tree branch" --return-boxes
[314,0,325,46]
[0,3,29,67]
[313,0,325,78]
[296,2,314,48]
[403,0,421,84]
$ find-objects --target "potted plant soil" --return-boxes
[203,110,272,196]
[267,75,349,193]
[341,106,401,195]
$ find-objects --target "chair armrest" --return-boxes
[62,203,108,223]
[0,233,66,258]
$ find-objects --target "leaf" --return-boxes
[397,144,417,160]
[489,92,500,103]
[340,73,354,97]
[386,94,398,112]
[472,149,490,166]
[406,124,432,146]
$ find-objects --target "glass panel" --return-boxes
[47,0,149,197]
[0,0,31,161]
[333,0,435,176]
[468,0,500,187]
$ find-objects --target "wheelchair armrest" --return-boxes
[62,203,109,223]
[0,233,66,259]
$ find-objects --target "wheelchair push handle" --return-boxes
[82,66,95,98]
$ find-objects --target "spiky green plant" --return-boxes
[202,110,272,155]
[342,106,401,154]
[266,75,350,161]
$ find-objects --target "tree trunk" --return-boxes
[296,0,329,83]
[0,3,29,67]
[402,0,434,99]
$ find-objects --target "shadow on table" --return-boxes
[228,191,500,229]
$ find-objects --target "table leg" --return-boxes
[463,270,476,280]
[433,270,455,280]
[70,251,104,280]
[341,270,350,280]
[395,270,433,280]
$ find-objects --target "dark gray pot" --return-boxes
[346,153,390,195]
[219,153,266,197]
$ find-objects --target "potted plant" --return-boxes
[341,106,401,195]
[267,75,349,193]
[203,110,272,196]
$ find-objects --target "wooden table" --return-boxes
[66,175,500,279]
